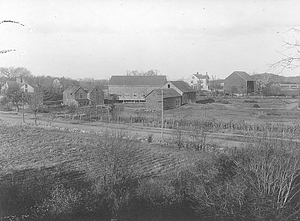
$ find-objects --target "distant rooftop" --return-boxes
[148,88,181,98]
[109,75,167,86]
[230,71,254,81]
[194,73,210,79]
[169,81,195,93]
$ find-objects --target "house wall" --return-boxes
[109,85,162,102]
[164,97,181,110]
[74,88,87,100]
[20,84,34,93]
[184,92,196,104]
[88,87,104,105]
[224,74,247,94]
[186,75,209,90]
[145,92,160,110]
[1,83,8,94]
[63,91,75,104]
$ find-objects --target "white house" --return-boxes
[185,73,210,91]
[53,79,62,88]
[1,77,34,94]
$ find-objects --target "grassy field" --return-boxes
[144,97,300,125]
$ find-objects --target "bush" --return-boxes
[32,185,83,221]
[147,134,153,143]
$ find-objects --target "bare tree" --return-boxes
[0,67,32,80]
[271,27,300,71]
[26,92,44,125]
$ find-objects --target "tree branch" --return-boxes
[0,20,25,26]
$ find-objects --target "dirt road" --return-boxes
[0,112,246,148]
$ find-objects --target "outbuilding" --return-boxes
[224,71,255,95]
[145,88,181,111]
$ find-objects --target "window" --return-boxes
[133,93,138,98]
[168,84,170,88]
[191,81,193,84]
[25,89,28,92]
[140,94,145,98]
[80,93,83,98]
[25,84,28,88]
[125,93,130,98]
[70,93,72,95]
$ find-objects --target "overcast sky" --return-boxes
[1,0,300,80]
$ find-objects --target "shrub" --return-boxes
[147,134,153,143]
[232,139,300,221]
[32,185,83,221]
[92,135,143,220]
[133,178,177,220]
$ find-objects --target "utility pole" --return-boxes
[161,88,164,139]
[22,92,25,123]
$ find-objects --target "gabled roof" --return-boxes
[230,71,254,81]
[87,86,102,93]
[169,81,195,93]
[194,74,210,80]
[147,88,181,98]
[6,81,20,88]
[109,75,167,86]
[64,86,82,93]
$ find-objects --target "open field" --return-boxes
[0,121,210,178]
[2,97,300,220]
[142,97,300,125]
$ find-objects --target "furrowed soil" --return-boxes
[0,122,211,186]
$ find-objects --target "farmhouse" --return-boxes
[145,88,181,111]
[185,73,210,91]
[224,71,255,95]
[63,86,105,106]
[63,86,89,106]
[87,86,104,105]
[1,78,34,94]
[108,75,167,103]
[162,81,196,104]
[53,79,62,89]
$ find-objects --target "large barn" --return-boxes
[108,75,167,103]
[224,71,255,95]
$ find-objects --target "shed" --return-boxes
[145,88,181,111]
[162,81,196,104]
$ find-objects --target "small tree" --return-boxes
[4,85,23,112]
[65,99,78,120]
[27,92,43,125]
